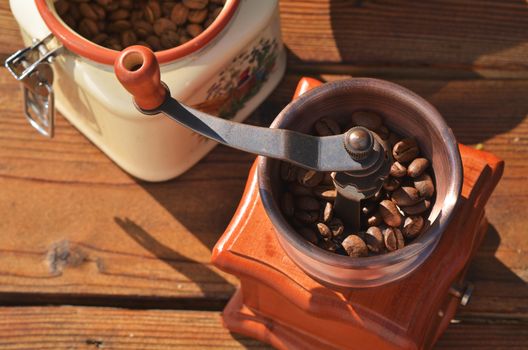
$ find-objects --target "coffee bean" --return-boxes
[79,3,99,20]
[402,200,431,215]
[394,228,405,249]
[188,9,208,23]
[121,30,138,47]
[280,162,298,182]
[145,35,162,50]
[107,20,132,33]
[134,21,154,37]
[365,226,384,253]
[390,161,407,178]
[183,0,209,10]
[161,2,176,16]
[109,8,130,21]
[55,1,70,17]
[393,138,419,163]
[382,227,398,252]
[342,235,369,257]
[297,169,324,187]
[376,124,390,140]
[327,217,344,237]
[402,216,424,239]
[144,5,156,23]
[313,185,336,201]
[63,16,77,29]
[186,23,203,37]
[316,222,332,239]
[318,239,339,252]
[322,172,334,185]
[383,177,401,191]
[288,183,312,196]
[379,200,402,227]
[281,192,294,217]
[105,40,123,51]
[294,211,319,224]
[119,0,134,10]
[322,202,333,223]
[106,2,120,12]
[69,4,82,21]
[367,211,383,226]
[350,111,382,130]
[179,30,192,44]
[391,186,422,207]
[92,33,109,45]
[170,3,189,25]
[78,18,99,38]
[407,158,429,178]
[97,20,106,32]
[413,173,435,198]
[154,18,176,35]
[299,227,318,244]
[295,196,320,211]
[58,0,222,51]
[160,30,180,49]
[147,1,162,19]
[314,118,341,136]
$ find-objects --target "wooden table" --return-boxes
[0,1,527,349]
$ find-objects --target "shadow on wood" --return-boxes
[461,224,528,319]
[114,217,236,299]
[319,0,528,143]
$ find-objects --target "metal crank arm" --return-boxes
[154,96,370,172]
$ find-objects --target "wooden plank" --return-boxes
[0,1,22,61]
[1,1,528,78]
[0,307,271,350]
[0,306,526,350]
[0,70,527,318]
[279,0,528,78]
[437,322,528,350]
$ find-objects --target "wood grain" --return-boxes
[279,0,528,78]
[0,69,527,319]
[2,1,528,77]
[0,1,21,61]
[0,1,527,348]
[0,306,525,350]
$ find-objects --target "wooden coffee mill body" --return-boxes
[212,78,504,350]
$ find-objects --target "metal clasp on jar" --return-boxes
[4,33,63,138]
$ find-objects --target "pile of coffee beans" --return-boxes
[54,0,225,51]
[280,111,435,257]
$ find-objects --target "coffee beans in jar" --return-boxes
[279,111,436,258]
[55,0,226,51]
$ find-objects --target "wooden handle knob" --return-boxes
[114,45,166,111]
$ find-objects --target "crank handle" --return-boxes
[114,46,383,172]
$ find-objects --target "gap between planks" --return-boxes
[0,306,526,350]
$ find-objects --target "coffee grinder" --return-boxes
[114,47,504,350]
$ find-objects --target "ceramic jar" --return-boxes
[8,0,286,181]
